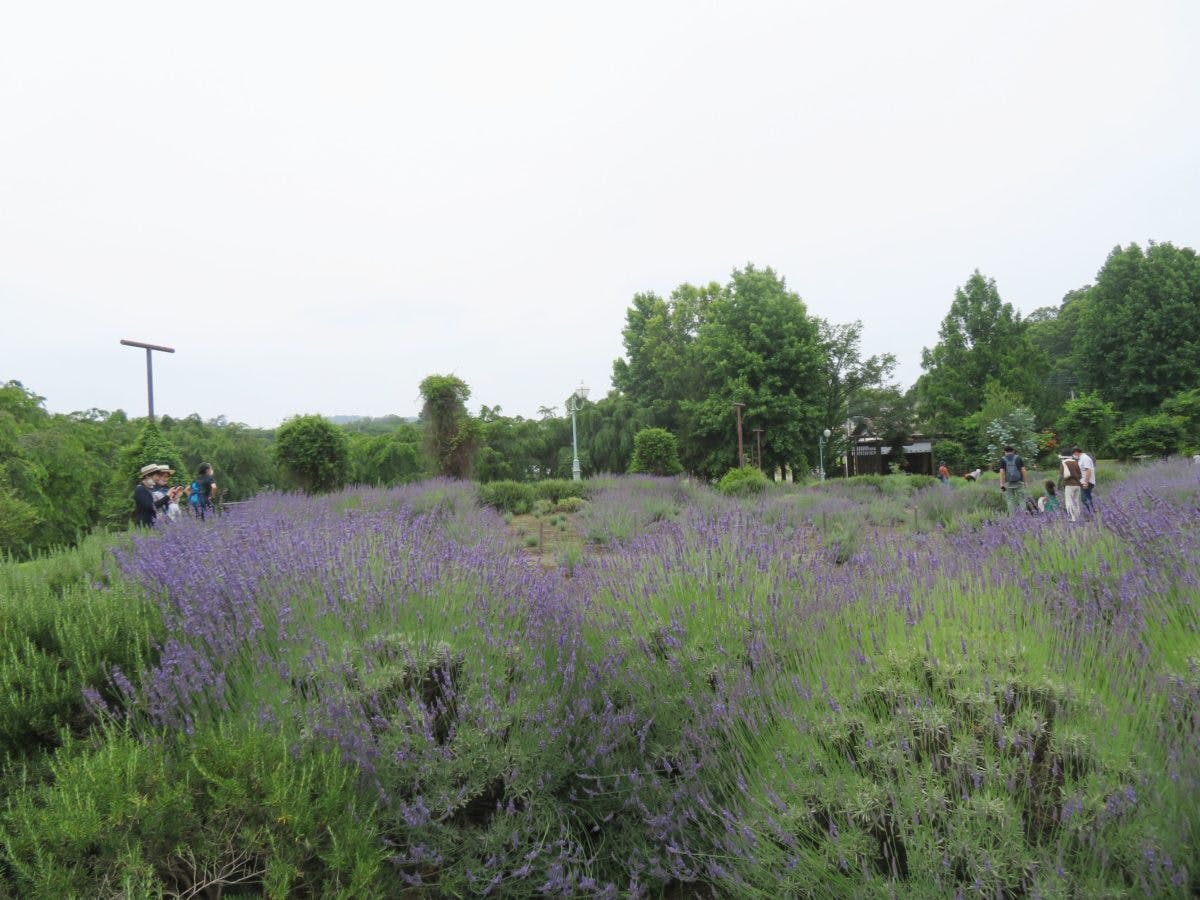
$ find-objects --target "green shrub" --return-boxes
[933,439,969,472]
[1110,414,1187,459]
[717,466,770,496]
[553,496,589,514]
[627,427,684,476]
[0,725,389,898]
[0,535,162,761]
[476,480,535,514]
[533,479,592,504]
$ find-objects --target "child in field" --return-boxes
[1038,480,1059,513]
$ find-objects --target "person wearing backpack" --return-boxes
[190,462,218,521]
[1060,452,1083,522]
[996,445,1028,516]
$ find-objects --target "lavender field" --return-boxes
[2,464,1198,897]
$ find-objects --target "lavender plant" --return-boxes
[5,462,1195,896]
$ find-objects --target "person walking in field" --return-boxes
[189,462,218,520]
[1060,452,1083,522]
[997,445,1028,516]
[1073,446,1096,513]
[937,461,950,483]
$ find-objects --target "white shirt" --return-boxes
[1077,452,1095,487]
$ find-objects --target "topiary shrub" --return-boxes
[274,415,350,494]
[717,466,769,496]
[627,428,684,476]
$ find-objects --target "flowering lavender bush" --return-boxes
[2,463,1196,896]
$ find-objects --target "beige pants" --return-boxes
[1064,485,1081,522]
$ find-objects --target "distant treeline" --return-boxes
[4,243,1199,558]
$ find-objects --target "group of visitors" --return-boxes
[994,445,1095,521]
[133,462,218,528]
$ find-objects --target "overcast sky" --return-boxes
[2,2,1198,427]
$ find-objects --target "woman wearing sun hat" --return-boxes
[133,463,181,527]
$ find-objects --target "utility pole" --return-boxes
[752,427,763,469]
[120,339,175,421]
[733,403,745,468]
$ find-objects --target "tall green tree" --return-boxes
[1055,392,1119,457]
[613,266,826,479]
[685,265,825,479]
[817,319,896,466]
[612,282,719,438]
[418,375,480,479]
[1076,242,1200,416]
[1024,288,1090,423]
[274,415,349,494]
[916,271,1046,434]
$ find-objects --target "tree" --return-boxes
[418,375,480,479]
[347,425,425,486]
[685,266,825,479]
[916,271,1046,434]
[1024,289,1089,421]
[1160,388,1200,449]
[1055,392,1119,457]
[817,319,896,466]
[612,282,719,438]
[274,415,349,494]
[1076,242,1200,416]
[628,427,684,476]
[1109,414,1187,459]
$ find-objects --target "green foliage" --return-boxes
[0,533,161,761]
[99,420,187,527]
[476,480,534,514]
[983,405,1038,462]
[158,414,276,502]
[474,408,559,482]
[1055,391,1119,457]
[817,319,897,463]
[0,488,41,552]
[274,414,349,494]
[1024,291,1089,419]
[614,266,826,479]
[627,427,684,476]
[347,425,425,486]
[1109,414,1187,459]
[933,439,968,472]
[476,479,592,514]
[0,725,388,898]
[1160,387,1200,448]
[419,374,480,479]
[533,479,591,504]
[1077,242,1200,416]
[717,465,770,496]
[916,271,1046,434]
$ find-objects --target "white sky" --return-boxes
[2,1,1198,427]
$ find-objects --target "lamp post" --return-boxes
[844,414,866,478]
[568,382,589,481]
[120,339,175,421]
[818,428,831,481]
[733,403,745,467]
[752,427,763,469]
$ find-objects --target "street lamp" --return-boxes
[568,382,589,481]
[818,428,831,481]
